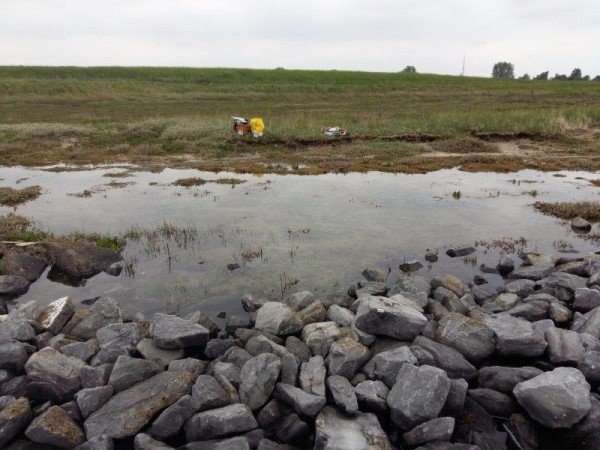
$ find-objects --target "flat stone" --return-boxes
[191,375,231,412]
[362,345,418,388]
[571,307,600,338]
[136,338,183,368]
[60,339,99,363]
[1,251,47,282]
[435,313,495,362]
[301,322,340,357]
[403,417,455,447]
[245,335,290,359]
[152,313,209,349]
[84,370,195,439]
[446,246,476,257]
[513,367,591,428]
[92,323,143,365]
[169,358,205,376]
[75,386,114,418]
[327,376,358,415]
[44,241,121,279]
[0,319,36,341]
[150,394,197,440]
[0,341,28,373]
[483,314,547,357]
[505,300,549,321]
[509,264,555,281]
[284,291,315,311]
[254,303,303,336]
[184,404,257,441]
[574,288,600,312]
[412,336,477,381]
[71,298,123,340]
[399,260,423,272]
[239,353,281,410]
[355,295,427,340]
[25,405,85,449]
[0,397,32,448]
[387,364,451,430]
[274,383,326,418]
[314,406,390,450]
[36,297,75,335]
[540,272,588,301]
[467,388,516,418]
[504,279,536,298]
[431,275,471,297]
[80,364,113,389]
[326,337,369,379]
[354,380,389,416]
[545,327,584,364]
[478,366,543,395]
[225,315,251,335]
[0,275,30,297]
[354,281,387,298]
[299,356,326,397]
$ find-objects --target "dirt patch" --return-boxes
[0,185,41,206]
[533,201,600,222]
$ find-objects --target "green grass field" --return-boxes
[0,66,599,173]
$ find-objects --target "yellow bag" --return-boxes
[250,118,265,137]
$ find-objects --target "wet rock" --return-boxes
[314,406,390,450]
[74,434,114,450]
[239,353,281,410]
[1,252,47,282]
[37,297,75,335]
[431,275,471,298]
[60,339,99,363]
[435,313,495,363]
[254,303,303,336]
[400,260,423,272]
[75,386,113,418]
[0,341,28,373]
[467,388,516,418]
[136,338,183,368]
[513,367,591,428]
[354,380,389,416]
[412,336,477,381]
[355,295,427,340]
[571,307,600,338]
[274,383,326,418]
[301,321,340,357]
[496,256,515,276]
[387,364,451,430]
[578,350,600,383]
[152,313,209,349]
[472,285,494,305]
[483,314,547,357]
[284,291,315,311]
[80,364,113,389]
[362,345,418,387]
[0,319,35,341]
[25,347,85,403]
[44,242,121,279]
[572,216,592,231]
[354,281,387,298]
[0,275,30,297]
[192,375,231,411]
[545,327,584,364]
[509,264,554,281]
[504,279,536,298]
[299,356,326,396]
[241,294,268,313]
[25,406,85,449]
[104,261,123,277]
[446,246,475,257]
[71,298,123,340]
[425,252,438,263]
[184,404,257,441]
[326,305,355,327]
[150,394,197,440]
[403,417,455,447]
[327,376,358,415]
[574,288,600,312]
[362,268,386,282]
[84,370,195,439]
[326,337,369,379]
[0,397,32,448]
[297,300,327,325]
[443,293,476,316]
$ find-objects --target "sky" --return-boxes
[1,0,598,77]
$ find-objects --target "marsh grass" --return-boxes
[533,201,600,222]
[431,136,500,154]
[0,185,41,206]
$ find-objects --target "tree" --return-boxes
[569,68,582,80]
[492,62,514,79]
[554,74,568,80]
[593,75,600,82]
[519,74,530,80]
[402,66,417,74]
[534,71,549,80]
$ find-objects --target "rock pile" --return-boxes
[0,250,599,449]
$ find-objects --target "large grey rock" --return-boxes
[412,336,477,381]
[327,376,358,415]
[1,251,47,282]
[314,406,390,450]
[284,291,315,311]
[25,406,85,449]
[134,433,173,449]
[254,302,303,336]
[184,404,257,441]
[430,275,470,297]
[169,358,205,376]
[274,383,326,417]
[299,356,327,397]
[280,354,299,385]
[355,295,427,340]
[136,338,183,368]
[245,335,290,359]
[44,241,121,279]
[108,355,161,392]
[24,347,86,403]
[441,378,468,415]
[241,294,268,313]
[84,370,195,439]
[483,314,547,357]
[212,361,240,390]
[513,367,591,428]
[150,394,197,440]
[354,380,389,416]
[37,297,75,335]
[509,264,554,281]
[574,288,600,312]
[75,386,113,418]
[545,327,584,364]
[403,417,455,447]
[204,339,237,360]
[506,300,550,322]
[80,364,113,389]
[578,350,600,383]
[326,337,369,379]
[0,319,35,341]
[387,364,451,430]
[540,272,587,301]
[74,434,114,450]
[505,279,536,298]
[298,301,327,325]
[187,311,221,337]
[327,305,355,327]
[0,275,30,297]
[239,353,281,410]
[71,298,123,340]
[571,307,600,338]
[478,366,543,395]
[0,340,28,372]
[191,375,231,412]
[435,313,495,362]
[301,322,340,357]
[0,397,32,448]
[92,322,143,365]
[362,346,417,388]
[467,388,517,418]
[285,336,311,363]
[152,313,209,349]
[60,339,99,363]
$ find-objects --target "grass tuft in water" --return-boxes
[0,185,42,206]
[533,201,600,222]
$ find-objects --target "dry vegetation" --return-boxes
[0,185,41,206]
[533,201,600,222]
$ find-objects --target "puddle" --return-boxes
[1,166,598,318]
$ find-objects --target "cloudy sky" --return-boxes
[1,0,598,77]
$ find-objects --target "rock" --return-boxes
[60,339,99,363]
[203,339,235,361]
[280,354,299,385]
[540,272,588,301]
[507,413,537,450]
[467,388,516,418]
[441,378,468,415]
[446,246,476,257]
[84,370,195,439]
[24,347,85,403]
[425,252,438,263]
[549,302,572,324]
[25,406,85,449]
[0,275,30,297]
[0,398,32,448]
[241,294,268,313]
[572,217,592,231]
[169,358,205,376]
[574,288,600,312]
[399,260,423,272]
[187,311,221,337]
[92,323,143,365]
[354,281,387,298]
[152,313,209,349]
[354,380,389,416]
[80,364,113,389]
[505,279,536,298]
[299,356,326,397]
[435,313,495,362]
[285,336,311,363]
[483,314,547,357]
[74,434,114,450]
[571,307,600,338]
[509,264,555,281]
[71,298,123,340]
[238,353,281,410]
[497,256,515,276]
[274,383,326,418]
[578,351,600,383]
[0,341,28,372]
[444,293,477,315]
[184,404,257,441]
[284,291,315,311]
[133,433,173,449]
[513,367,591,428]
[37,297,75,335]
[362,346,418,387]
[431,275,470,298]
[223,347,252,370]
[314,406,390,450]
[362,268,386,283]
[246,335,290,359]
[412,336,477,381]
[150,395,197,440]
[104,261,123,277]
[0,319,35,341]
[44,242,121,278]
[297,301,327,325]
[327,376,358,415]
[478,366,543,395]
[272,413,308,445]
[403,417,455,447]
[544,328,584,364]
[301,322,340,357]
[136,338,183,368]
[75,386,113,418]
[1,251,47,282]
[0,375,27,398]
[225,315,251,335]
[192,375,231,412]
[326,337,369,379]
[355,295,427,340]
[387,364,451,430]
[506,300,549,321]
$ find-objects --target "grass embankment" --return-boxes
[0,66,599,173]
[0,185,41,206]
[533,201,600,222]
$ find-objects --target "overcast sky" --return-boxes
[1,0,598,77]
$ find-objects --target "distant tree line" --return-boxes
[492,62,599,81]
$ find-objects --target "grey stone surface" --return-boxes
[212,361,240,389]
[362,345,417,388]
[513,367,591,428]
[0,275,30,297]
[497,256,515,276]
[441,378,468,416]
[545,327,584,364]
[245,335,289,359]
[37,297,75,335]
[467,388,516,418]
[1,251,47,282]
[60,339,99,363]
[76,386,114,418]
[509,264,555,281]
[71,298,123,340]
[241,294,268,313]
[578,350,600,383]
[549,302,572,324]
[574,288,600,312]
[92,322,142,365]
[431,275,471,297]
[540,272,588,301]
[134,433,173,449]
[355,295,427,340]
[74,434,114,450]
[387,364,451,430]
[0,319,36,342]
[284,291,315,311]
[108,355,161,392]
[327,375,358,415]
[298,301,327,325]
[239,353,281,410]
[326,337,370,379]
[483,314,547,357]
[184,404,257,441]
[412,336,477,381]
[446,246,475,257]
[327,305,355,327]
[285,336,311,363]
[435,313,495,362]
[571,307,600,338]
[504,279,536,298]
[152,313,209,349]
[275,413,309,445]
[280,354,298,386]
[254,302,303,336]
[403,417,455,447]
[274,383,326,418]
[506,300,549,322]
[168,358,205,376]
[80,364,113,389]
[204,339,237,360]
[0,341,28,373]
[136,338,183,368]
[150,394,197,440]
[300,356,327,397]
[354,380,389,416]
[0,397,32,448]
[362,268,386,283]
[301,322,340,357]
[25,405,85,449]
[478,366,543,395]
[191,375,231,412]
